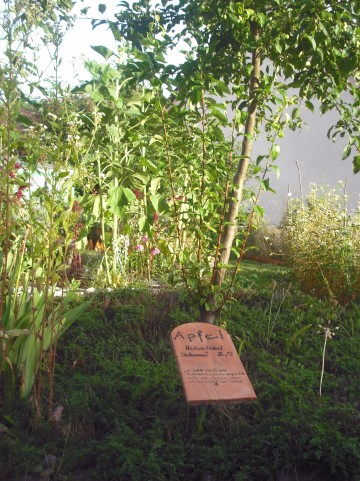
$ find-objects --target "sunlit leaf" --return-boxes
[90,45,115,60]
[271,144,280,161]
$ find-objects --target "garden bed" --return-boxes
[1,263,360,481]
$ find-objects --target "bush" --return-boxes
[282,184,360,303]
[246,221,285,261]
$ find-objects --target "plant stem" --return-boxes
[97,154,112,286]
[197,90,207,263]
[319,332,328,397]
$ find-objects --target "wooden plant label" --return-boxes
[171,322,256,405]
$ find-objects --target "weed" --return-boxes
[318,321,339,397]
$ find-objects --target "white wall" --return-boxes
[253,104,360,225]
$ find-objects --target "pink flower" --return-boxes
[9,171,15,178]
[15,186,26,200]
[14,162,21,169]
[150,247,160,256]
[133,189,142,200]
[135,244,144,252]
[141,235,149,243]
[72,200,82,213]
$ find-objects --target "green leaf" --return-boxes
[272,164,280,179]
[17,113,33,126]
[149,194,161,211]
[132,173,148,184]
[353,155,360,174]
[141,157,158,171]
[209,105,228,125]
[85,87,103,102]
[108,186,136,212]
[283,65,293,78]
[342,144,351,160]
[256,155,266,166]
[189,87,202,105]
[257,12,267,27]
[253,205,265,217]
[274,42,282,54]
[149,135,163,145]
[138,216,150,233]
[286,324,312,352]
[271,144,280,161]
[85,59,105,75]
[305,100,314,112]
[262,178,271,191]
[19,334,36,398]
[108,87,119,100]
[305,34,316,51]
[122,187,136,204]
[106,124,121,142]
[108,186,123,213]
[90,45,115,60]
[188,277,199,289]
[92,195,100,219]
[98,3,106,14]
[292,108,300,120]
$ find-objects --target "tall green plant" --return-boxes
[0,0,88,415]
[77,60,160,285]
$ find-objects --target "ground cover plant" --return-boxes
[1,262,360,481]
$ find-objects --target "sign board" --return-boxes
[171,322,256,405]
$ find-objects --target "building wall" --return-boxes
[252,103,359,225]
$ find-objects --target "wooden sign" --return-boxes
[171,322,256,405]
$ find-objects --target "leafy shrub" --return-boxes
[282,184,360,302]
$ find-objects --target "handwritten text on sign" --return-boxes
[171,323,256,405]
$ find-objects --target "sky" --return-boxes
[57,1,185,85]
[0,1,136,86]
[56,2,119,85]
[0,1,184,87]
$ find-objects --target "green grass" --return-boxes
[235,260,290,291]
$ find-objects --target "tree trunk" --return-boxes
[199,305,216,324]
[214,22,261,287]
